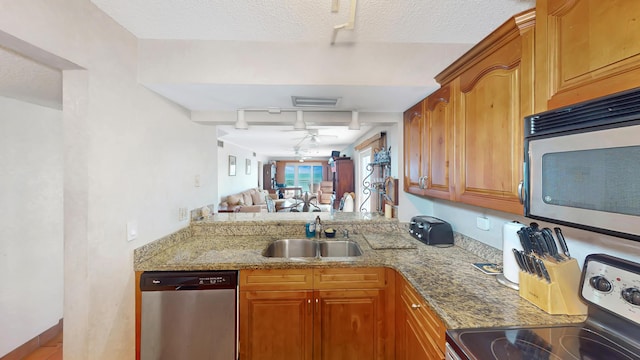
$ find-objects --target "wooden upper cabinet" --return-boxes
[423,85,454,200]
[403,101,426,195]
[536,0,640,110]
[435,9,535,214]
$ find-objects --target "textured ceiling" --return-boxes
[90,0,535,44]
[1,1,536,159]
[88,0,534,157]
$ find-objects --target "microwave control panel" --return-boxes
[581,254,640,325]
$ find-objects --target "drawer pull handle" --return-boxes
[411,303,421,309]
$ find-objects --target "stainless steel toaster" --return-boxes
[409,216,454,246]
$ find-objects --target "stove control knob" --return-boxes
[589,276,612,292]
[621,288,640,306]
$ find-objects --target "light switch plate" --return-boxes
[476,216,490,231]
[127,221,138,241]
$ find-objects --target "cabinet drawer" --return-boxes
[400,279,446,355]
[314,267,387,289]
[240,269,314,290]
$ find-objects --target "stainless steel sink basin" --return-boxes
[262,239,317,258]
[319,240,363,257]
[263,239,363,258]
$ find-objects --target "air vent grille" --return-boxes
[526,87,640,137]
[292,96,341,107]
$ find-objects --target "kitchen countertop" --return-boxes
[134,212,585,330]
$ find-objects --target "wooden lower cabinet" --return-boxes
[240,290,313,360]
[395,273,446,360]
[240,268,393,360]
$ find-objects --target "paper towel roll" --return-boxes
[502,221,525,284]
[384,204,392,218]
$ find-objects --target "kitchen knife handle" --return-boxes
[534,232,550,256]
[554,227,570,258]
[536,258,552,283]
[541,228,558,254]
[517,229,533,254]
[512,248,526,272]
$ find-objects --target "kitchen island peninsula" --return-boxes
[134,212,584,359]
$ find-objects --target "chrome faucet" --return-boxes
[315,216,322,239]
[342,229,349,238]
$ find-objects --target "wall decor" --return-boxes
[246,159,251,175]
[229,155,236,176]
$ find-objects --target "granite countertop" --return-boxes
[134,213,586,330]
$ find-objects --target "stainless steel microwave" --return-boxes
[523,87,640,241]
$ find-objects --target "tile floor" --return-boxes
[22,332,62,360]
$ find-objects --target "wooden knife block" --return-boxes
[518,257,587,315]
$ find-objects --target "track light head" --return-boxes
[348,110,360,130]
[235,110,249,130]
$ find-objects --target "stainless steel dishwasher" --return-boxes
[140,270,238,360]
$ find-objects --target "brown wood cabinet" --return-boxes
[403,9,535,215]
[239,267,393,360]
[535,0,640,111]
[263,163,276,193]
[403,100,426,195]
[403,86,454,200]
[395,273,446,360]
[332,158,355,209]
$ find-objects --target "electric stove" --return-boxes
[446,254,640,360]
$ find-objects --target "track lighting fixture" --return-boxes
[348,110,360,130]
[235,110,248,129]
[293,110,306,130]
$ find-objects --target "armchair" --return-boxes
[317,181,334,204]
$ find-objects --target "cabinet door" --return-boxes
[315,289,385,360]
[455,67,524,214]
[536,0,640,111]
[423,85,454,200]
[396,274,445,360]
[399,308,437,360]
[240,290,313,360]
[403,101,426,195]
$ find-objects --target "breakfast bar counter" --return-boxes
[134,212,585,330]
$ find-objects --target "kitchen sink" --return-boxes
[263,239,318,258]
[262,239,362,258]
[319,240,363,257]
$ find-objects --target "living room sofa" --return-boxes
[218,188,271,212]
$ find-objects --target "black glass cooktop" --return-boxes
[447,324,640,360]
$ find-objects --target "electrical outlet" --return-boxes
[476,216,491,231]
[195,175,201,187]
[127,221,138,241]
[178,207,188,221]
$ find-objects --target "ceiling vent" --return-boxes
[291,96,341,108]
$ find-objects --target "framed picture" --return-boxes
[229,155,236,176]
[246,159,251,175]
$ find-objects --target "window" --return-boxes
[284,163,324,192]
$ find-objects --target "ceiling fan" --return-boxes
[293,146,311,161]
[294,129,338,148]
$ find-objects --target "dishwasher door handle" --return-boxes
[175,285,200,290]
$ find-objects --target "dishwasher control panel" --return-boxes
[140,270,238,291]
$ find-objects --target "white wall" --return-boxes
[1,1,219,358]
[0,96,63,357]
[217,139,263,207]
[402,190,640,268]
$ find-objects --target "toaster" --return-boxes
[409,216,454,246]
